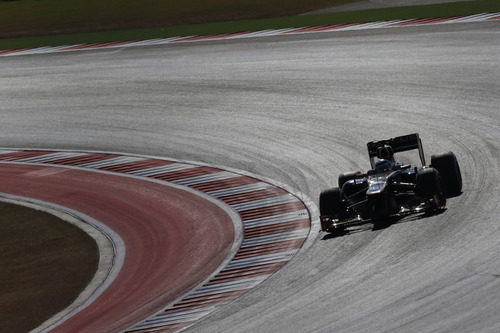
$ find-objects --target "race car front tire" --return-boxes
[319,187,344,218]
[416,167,442,198]
[431,152,462,197]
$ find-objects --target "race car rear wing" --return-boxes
[367,133,426,168]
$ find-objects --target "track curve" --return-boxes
[1,20,500,332]
[0,150,313,332]
[0,161,235,332]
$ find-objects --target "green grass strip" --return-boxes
[1,0,499,50]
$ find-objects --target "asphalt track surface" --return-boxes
[1,21,500,332]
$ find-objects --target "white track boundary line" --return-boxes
[1,12,498,57]
[0,193,125,333]
[0,152,243,333]
[0,148,318,333]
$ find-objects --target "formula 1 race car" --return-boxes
[320,133,462,233]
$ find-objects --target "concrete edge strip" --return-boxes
[0,193,125,333]
[0,157,244,333]
[1,146,320,249]
[0,148,318,332]
[1,12,499,57]
[0,147,320,249]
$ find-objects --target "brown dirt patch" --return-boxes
[0,202,99,332]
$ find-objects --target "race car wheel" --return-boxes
[319,187,345,218]
[431,152,462,197]
[338,171,362,188]
[416,167,442,198]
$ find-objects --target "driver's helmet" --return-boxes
[374,159,394,173]
[377,145,394,160]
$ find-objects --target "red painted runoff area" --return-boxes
[0,163,234,333]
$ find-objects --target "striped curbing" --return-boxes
[1,12,499,57]
[0,149,314,332]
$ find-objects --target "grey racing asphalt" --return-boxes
[1,21,500,333]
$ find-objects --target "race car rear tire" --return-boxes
[416,167,442,198]
[319,187,344,217]
[431,152,462,197]
[338,171,362,188]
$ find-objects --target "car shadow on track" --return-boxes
[321,208,447,240]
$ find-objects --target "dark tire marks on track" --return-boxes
[0,150,314,332]
[1,20,499,333]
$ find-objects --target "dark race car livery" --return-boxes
[320,133,462,233]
